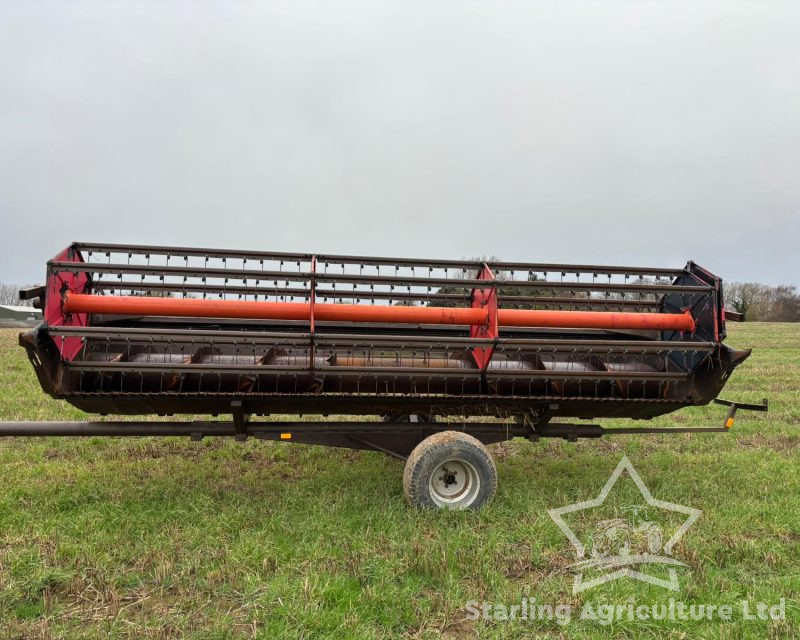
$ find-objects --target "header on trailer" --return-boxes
[6,242,766,508]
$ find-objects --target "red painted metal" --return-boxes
[45,247,89,361]
[63,291,696,332]
[470,264,498,370]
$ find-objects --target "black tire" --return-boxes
[403,431,497,510]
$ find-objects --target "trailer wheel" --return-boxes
[403,431,497,509]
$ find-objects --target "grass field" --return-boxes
[0,323,798,639]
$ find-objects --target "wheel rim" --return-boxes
[428,458,481,508]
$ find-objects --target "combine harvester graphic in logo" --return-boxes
[549,456,703,593]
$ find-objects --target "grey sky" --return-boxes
[1,1,798,286]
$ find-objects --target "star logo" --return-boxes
[548,456,702,593]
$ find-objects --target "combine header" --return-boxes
[8,243,765,508]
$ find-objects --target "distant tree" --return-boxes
[430,257,546,309]
[725,282,761,318]
[725,282,800,322]
[769,285,800,322]
[431,261,480,308]
[0,283,34,306]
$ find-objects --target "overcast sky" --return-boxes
[0,1,798,286]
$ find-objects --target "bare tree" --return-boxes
[0,283,34,306]
[430,256,551,309]
[725,282,800,322]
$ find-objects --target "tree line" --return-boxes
[0,283,34,306]
[725,283,800,322]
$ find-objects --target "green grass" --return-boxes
[0,324,798,639]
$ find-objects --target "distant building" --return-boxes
[0,305,42,327]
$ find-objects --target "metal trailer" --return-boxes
[5,243,766,509]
